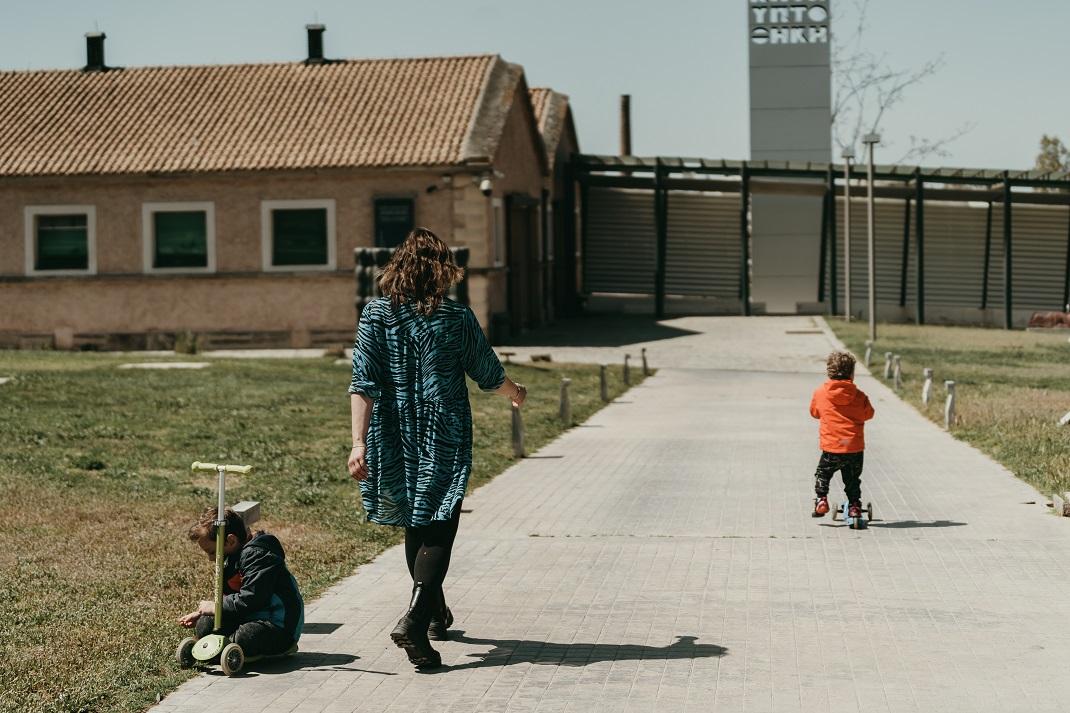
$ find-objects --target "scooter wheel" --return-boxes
[866,503,874,521]
[221,643,245,677]
[176,637,197,669]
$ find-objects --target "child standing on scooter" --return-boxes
[179,507,304,659]
[810,351,875,520]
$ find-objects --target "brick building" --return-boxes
[0,28,577,349]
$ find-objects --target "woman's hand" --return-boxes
[511,384,527,408]
[348,444,368,481]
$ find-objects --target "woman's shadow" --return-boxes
[433,632,727,672]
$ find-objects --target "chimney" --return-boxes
[620,95,632,156]
[305,24,326,64]
[84,32,107,72]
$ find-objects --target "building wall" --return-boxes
[0,168,509,346]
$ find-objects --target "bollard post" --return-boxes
[944,380,956,429]
[893,355,902,391]
[624,354,631,385]
[922,368,933,405]
[641,347,650,376]
[600,364,609,402]
[559,378,572,425]
[883,352,893,379]
[864,340,873,367]
[511,404,525,457]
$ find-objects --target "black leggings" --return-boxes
[194,613,294,658]
[404,505,462,609]
[814,451,864,504]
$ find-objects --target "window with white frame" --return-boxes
[142,202,215,273]
[261,199,336,271]
[24,205,96,276]
[492,198,505,267]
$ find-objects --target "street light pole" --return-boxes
[841,148,855,322]
[862,133,881,342]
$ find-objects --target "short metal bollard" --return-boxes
[600,364,609,402]
[922,368,934,405]
[893,355,902,391]
[944,380,956,429]
[559,378,572,425]
[624,354,631,385]
[511,404,525,457]
[883,352,893,379]
[641,347,650,376]
[864,340,873,367]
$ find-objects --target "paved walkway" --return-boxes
[155,317,1070,713]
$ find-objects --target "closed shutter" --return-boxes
[665,192,741,298]
[584,187,656,294]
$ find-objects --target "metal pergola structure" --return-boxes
[573,154,1070,326]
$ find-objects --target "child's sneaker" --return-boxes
[812,497,829,517]
[848,502,862,519]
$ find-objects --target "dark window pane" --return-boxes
[154,211,208,268]
[272,208,328,266]
[36,214,88,271]
[375,198,414,248]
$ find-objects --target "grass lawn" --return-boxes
[829,320,1070,496]
[0,351,645,713]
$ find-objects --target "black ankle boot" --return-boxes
[390,582,442,670]
[427,589,454,641]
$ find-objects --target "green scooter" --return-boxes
[176,461,253,677]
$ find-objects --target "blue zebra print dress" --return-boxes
[349,297,506,527]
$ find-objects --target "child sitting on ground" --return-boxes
[810,351,875,519]
[179,507,304,659]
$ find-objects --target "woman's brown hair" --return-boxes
[378,228,464,315]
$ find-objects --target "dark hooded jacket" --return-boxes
[809,379,875,453]
[221,532,304,642]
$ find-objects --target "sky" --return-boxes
[1,0,1067,170]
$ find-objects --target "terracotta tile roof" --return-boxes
[529,87,575,171]
[0,54,528,176]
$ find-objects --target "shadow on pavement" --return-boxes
[251,651,397,676]
[501,316,701,348]
[437,633,727,671]
[868,520,967,529]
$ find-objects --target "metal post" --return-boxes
[600,364,609,402]
[559,378,572,425]
[922,367,933,405]
[1064,206,1070,311]
[842,150,855,321]
[654,159,668,320]
[899,198,911,307]
[828,164,838,315]
[883,351,893,379]
[624,354,631,385]
[818,182,829,304]
[619,95,632,156]
[740,162,751,316]
[893,355,902,391]
[1003,171,1013,330]
[915,171,925,325]
[863,135,881,342]
[944,380,956,429]
[981,201,993,309]
[641,347,650,376]
[511,404,525,457]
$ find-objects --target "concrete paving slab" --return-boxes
[118,362,211,370]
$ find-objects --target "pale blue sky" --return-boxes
[2,0,1066,170]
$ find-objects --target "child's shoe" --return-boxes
[812,497,829,517]
[848,502,862,519]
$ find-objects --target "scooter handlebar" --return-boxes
[191,462,253,475]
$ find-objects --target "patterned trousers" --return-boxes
[813,450,864,504]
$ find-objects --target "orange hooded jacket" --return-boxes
[809,379,874,453]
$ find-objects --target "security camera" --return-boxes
[479,177,493,197]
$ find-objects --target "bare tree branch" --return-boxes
[831,4,970,163]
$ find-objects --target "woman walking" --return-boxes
[347,228,527,670]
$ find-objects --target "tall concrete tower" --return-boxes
[747,0,832,314]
